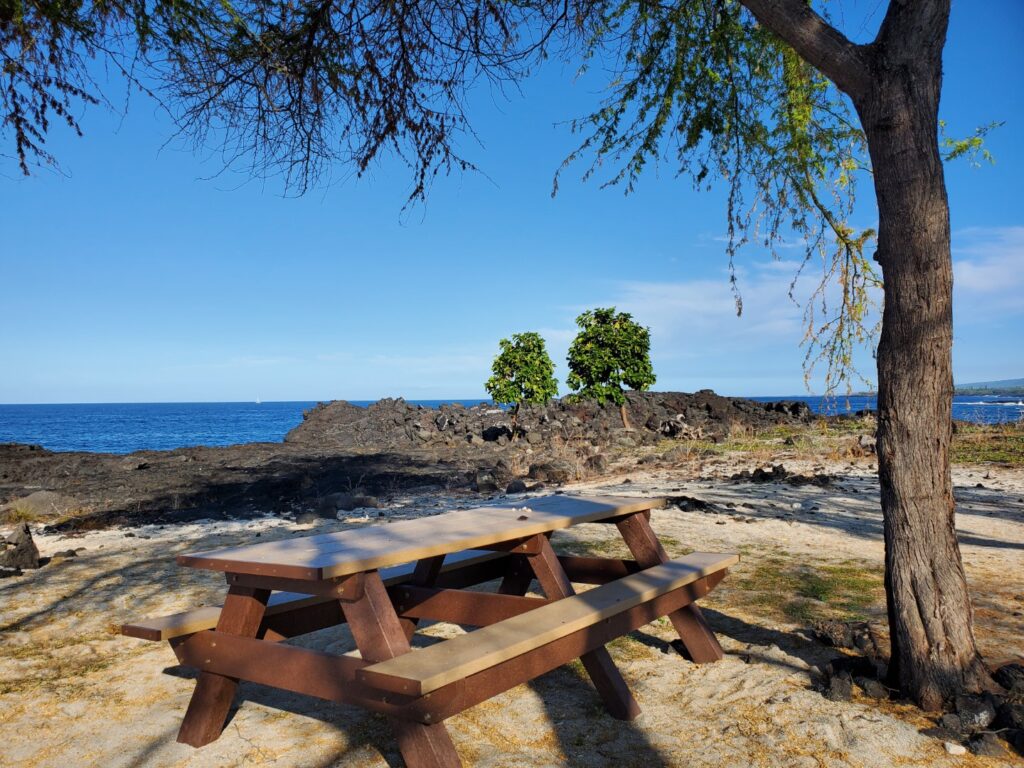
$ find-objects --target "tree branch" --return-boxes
[738,0,871,100]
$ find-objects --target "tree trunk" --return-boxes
[854,13,995,709]
[619,402,632,430]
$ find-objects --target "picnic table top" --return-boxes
[177,494,665,581]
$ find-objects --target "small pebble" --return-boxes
[944,742,966,755]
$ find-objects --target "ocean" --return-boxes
[0,395,1020,455]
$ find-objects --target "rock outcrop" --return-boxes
[285,390,813,452]
[0,523,41,571]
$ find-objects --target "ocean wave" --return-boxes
[957,400,1024,407]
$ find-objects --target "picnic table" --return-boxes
[123,494,738,768]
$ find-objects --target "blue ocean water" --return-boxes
[750,395,1024,425]
[0,395,1018,455]
[0,400,488,454]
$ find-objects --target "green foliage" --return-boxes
[1,0,220,173]
[556,1,881,395]
[565,307,655,406]
[939,120,1002,167]
[484,332,558,417]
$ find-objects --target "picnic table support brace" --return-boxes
[525,535,642,721]
[400,555,447,640]
[177,585,270,747]
[341,570,462,768]
[616,511,724,663]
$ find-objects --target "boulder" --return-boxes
[994,663,1024,695]
[584,454,609,474]
[473,471,500,494]
[505,479,528,494]
[528,461,575,484]
[857,434,877,454]
[854,676,889,700]
[318,492,380,517]
[966,733,1007,758]
[0,523,40,570]
[823,671,853,702]
[482,425,513,443]
[997,701,1024,731]
[955,694,997,731]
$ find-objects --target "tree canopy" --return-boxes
[484,332,558,420]
[566,307,655,422]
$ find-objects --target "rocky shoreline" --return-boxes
[0,391,816,531]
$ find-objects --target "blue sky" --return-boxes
[2,0,1022,403]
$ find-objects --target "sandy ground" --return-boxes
[1,458,1022,768]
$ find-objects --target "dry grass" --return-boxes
[645,418,1024,469]
[728,553,886,626]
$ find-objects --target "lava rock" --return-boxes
[997,701,1024,731]
[482,425,513,443]
[473,471,500,494]
[994,663,1024,695]
[528,461,574,484]
[966,732,1007,758]
[823,671,853,702]
[812,620,855,649]
[584,454,609,474]
[0,523,40,570]
[505,479,528,494]
[955,694,997,731]
[854,676,889,699]
[936,713,968,738]
[0,566,23,578]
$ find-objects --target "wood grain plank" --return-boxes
[122,549,505,641]
[176,496,664,581]
[358,552,738,696]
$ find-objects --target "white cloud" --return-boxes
[541,259,870,395]
[953,226,1024,315]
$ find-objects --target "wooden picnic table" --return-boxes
[123,494,738,768]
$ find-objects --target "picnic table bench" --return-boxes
[123,494,738,767]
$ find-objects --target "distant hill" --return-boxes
[955,378,1024,395]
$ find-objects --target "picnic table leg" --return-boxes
[342,570,462,768]
[177,585,270,747]
[497,553,534,596]
[526,536,642,721]
[400,555,447,641]
[616,511,725,663]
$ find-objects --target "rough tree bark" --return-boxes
[741,0,996,708]
[854,0,995,709]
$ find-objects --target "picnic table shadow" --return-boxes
[154,597,833,767]
[159,623,676,768]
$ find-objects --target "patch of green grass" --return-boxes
[732,555,884,625]
[952,423,1024,466]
